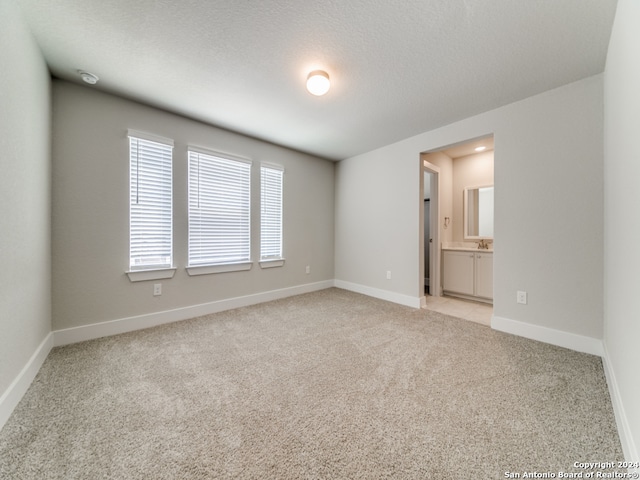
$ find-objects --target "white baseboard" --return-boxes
[491,315,604,357]
[0,332,53,432]
[334,280,422,309]
[601,343,639,464]
[54,280,335,346]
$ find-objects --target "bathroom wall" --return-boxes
[421,151,453,245]
[451,151,494,243]
[421,149,494,245]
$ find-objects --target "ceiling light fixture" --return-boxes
[78,70,99,85]
[475,146,486,152]
[306,70,330,96]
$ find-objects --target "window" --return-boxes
[260,164,284,265]
[187,149,252,274]
[128,131,173,273]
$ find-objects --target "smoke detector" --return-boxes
[78,70,99,85]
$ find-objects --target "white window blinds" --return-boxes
[188,150,251,266]
[260,164,284,260]
[129,132,173,270]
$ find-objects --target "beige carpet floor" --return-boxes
[0,288,624,479]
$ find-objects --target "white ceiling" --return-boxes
[17,0,617,161]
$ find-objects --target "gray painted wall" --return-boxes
[603,0,640,461]
[0,1,52,397]
[335,74,604,340]
[52,81,335,330]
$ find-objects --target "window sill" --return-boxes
[186,262,253,276]
[126,268,176,282]
[259,258,285,269]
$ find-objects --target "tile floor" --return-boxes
[422,294,493,326]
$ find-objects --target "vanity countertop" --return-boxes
[441,243,493,252]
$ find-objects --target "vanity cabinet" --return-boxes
[442,250,493,303]
[474,253,493,300]
[442,251,475,296]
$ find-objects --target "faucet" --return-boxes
[477,239,490,250]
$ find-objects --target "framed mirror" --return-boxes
[464,185,494,239]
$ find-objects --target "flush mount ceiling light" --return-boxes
[306,70,330,96]
[474,146,487,152]
[78,70,99,85]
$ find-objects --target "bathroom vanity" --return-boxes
[442,247,493,304]
[440,182,494,303]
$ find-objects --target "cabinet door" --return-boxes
[475,253,493,299]
[443,251,475,296]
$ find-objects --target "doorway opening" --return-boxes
[420,135,494,324]
[420,162,440,300]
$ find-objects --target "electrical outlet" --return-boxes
[153,283,162,296]
[386,270,392,280]
[305,265,310,274]
[517,290,527,305]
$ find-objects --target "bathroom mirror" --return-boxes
[464,185,494,239]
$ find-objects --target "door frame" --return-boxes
[421,160,441,304]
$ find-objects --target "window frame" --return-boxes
[259,163,285,269]
[126,130,176,282]
[186,147,253,276]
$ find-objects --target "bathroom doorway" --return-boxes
[421,161,441,300]
[420,135,495,321]
[424,193,431,292]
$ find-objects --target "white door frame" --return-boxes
[422,160,441,301]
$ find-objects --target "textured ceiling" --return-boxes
[17,0,617,161]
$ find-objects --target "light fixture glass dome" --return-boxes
[306,70,330,96]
